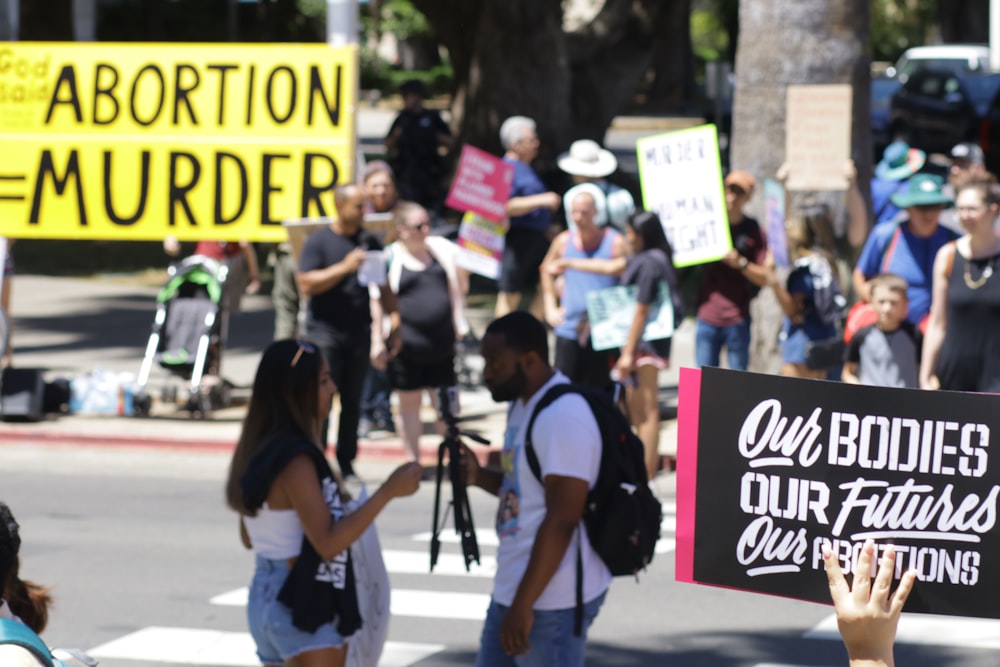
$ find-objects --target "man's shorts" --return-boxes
[498,227,549,293]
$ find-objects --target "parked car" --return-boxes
[871,76,901,158]
[888,68,1000,156]
[886,44,990,82]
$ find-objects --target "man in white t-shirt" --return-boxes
[463,311,611,666]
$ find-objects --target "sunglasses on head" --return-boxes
[290,339,317,368]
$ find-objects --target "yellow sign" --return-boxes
[0,43,358,242]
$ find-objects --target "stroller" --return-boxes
[135,255,232,417]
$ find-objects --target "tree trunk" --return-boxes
[19,0,73,39]
[413,0,688,165]
[646,0,697,111]
[730,0,870,375]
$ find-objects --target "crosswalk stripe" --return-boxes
[211,586,490,622]
[391,589,490,620]
[386,548,497,577]
[806,612,1000,649]
[88,627,445,666]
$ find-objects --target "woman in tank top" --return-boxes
[921,173,1000,392]
[225,339,421,667]
[382,202,470,461]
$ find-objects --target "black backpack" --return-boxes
[525,383,663,633]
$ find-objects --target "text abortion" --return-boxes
[734,398,998,585]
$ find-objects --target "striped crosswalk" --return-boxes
[87,501,678,665]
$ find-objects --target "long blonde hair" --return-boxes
[225,339,324,515]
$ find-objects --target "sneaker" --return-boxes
[368,417,396,437]
[357,418,374,439]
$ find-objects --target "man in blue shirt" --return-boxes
[496,116,561,319]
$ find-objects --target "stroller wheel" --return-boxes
[133,392,152,417]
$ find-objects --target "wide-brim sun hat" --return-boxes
[890,173,953,209]
[558,139,618,178]
[875,140,926,181]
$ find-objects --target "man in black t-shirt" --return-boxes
[385,79,453,215]
[297,184,401,477]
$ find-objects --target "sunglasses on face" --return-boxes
[406,221,430,232]
[726,184,747,198]
[914,203,945,212]
[290,339,317,368]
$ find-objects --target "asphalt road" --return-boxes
[2,442,998,667]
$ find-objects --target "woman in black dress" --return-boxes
[920,173,1000,392]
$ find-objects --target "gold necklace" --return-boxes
[964,256,995,289]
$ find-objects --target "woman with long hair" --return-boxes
[770,200,845,379]
[552,211,683,480]
[226,339,421,667]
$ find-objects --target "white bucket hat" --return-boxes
[557,139,618,178]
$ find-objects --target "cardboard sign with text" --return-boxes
[445,145,514,222]
[677,367,1000,617]
[636,125,731,268]
[785,85,852,191]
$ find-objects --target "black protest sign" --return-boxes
[676,367,1000,617]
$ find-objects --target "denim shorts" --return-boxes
[474,590,607,667]
[247,555,345,664]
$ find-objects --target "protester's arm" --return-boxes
[297,247,367,296]
[617,301,649,377]
[502,473,589,657]
[825,539,916,667]
[378,286,403,357]
[240,240,261,295]
[845,161,870,250]
[281,454,421,561]
[842,361,861,384]
[852,267,872,304]
[460,444,503,496]
[539,233,569,328]
[558,255,627,276]
[507,192,561,218]
[721,247,772,287]
[919,243,953,389]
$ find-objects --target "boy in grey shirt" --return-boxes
[843,274,922,387]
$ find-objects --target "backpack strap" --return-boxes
[523,382,593,637]
[880,223,904,274]
[0,618,58,667]
[524,383,580,483]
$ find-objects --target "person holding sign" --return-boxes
[824,539,916,667]
[540,190,628,390]
[694,170,770,372]
[496,116,562,319]
[552,211,682,480]
[921,174,1000,392]
[297,185,402,479]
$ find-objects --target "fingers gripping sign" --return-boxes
[824,539,917,667]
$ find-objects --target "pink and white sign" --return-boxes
[445,145,514,222]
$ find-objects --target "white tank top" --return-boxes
[243,506,304,559]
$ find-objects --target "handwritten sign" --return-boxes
[636,125,730,267]
[677,367,1000,618]
[585,282,675,351]
[764,178,789,269]
[445,145,514,222]
[785,85,852,191]
[455,212,505,279]
[0,43,358,242]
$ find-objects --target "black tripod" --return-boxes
[430,386,487,572]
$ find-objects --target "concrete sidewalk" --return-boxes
[0,274,688,468]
